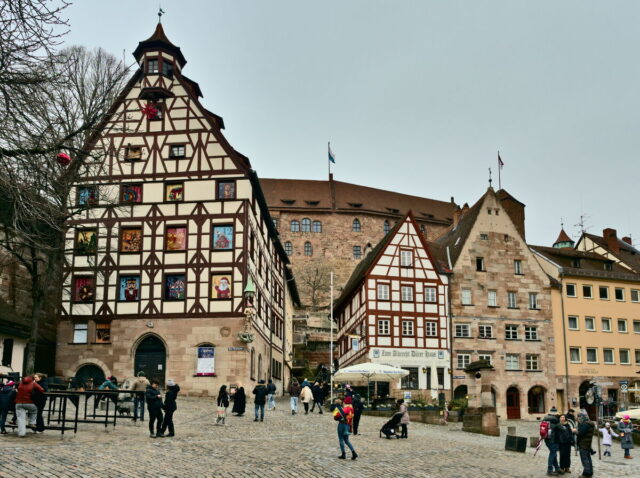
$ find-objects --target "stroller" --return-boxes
[380,411,404,439]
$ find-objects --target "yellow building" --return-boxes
[532,230,640,417]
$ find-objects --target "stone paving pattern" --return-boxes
[0,398,638,477]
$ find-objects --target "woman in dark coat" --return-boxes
[216,385,230,425]
[557,414,574,473]
[33,373,48,433]
[161,380,180,437]
[232,386,246,416]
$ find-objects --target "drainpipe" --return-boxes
[559,271,571,411]
[446,246,454,401]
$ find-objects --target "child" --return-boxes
[599,422,618,457]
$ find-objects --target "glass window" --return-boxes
[95,323,111,343]
[505,325,519,340]
[146,58,158,73]
[568,316,579,330]
[505,354,520,370]
[488,290,497,307]
[304,242,312,256]
[528,293,538,309]
[525,354,539,371]
[566,283,576,297]
[400,250,413,267]
[383,220,390,234]
[601,318,611,332]
[162,60,173,76]
[290,220,300,232]
[603,348,614,364]
[514,260,522,275]
[402,320,414,336]
[425,322,437,337]
[586,348,598,363]
[599,286,609,300]
[377,284,389,301]
[615,288,625,301]
[301,218,311,232]
[631,289,640,303]
[480,233,489,241]
[457,354,470,369]
[73,322,88,344]
[479,325,493,338]
[401,286,413,302]
[582,285,593,298]
[507,291,517,308]
[620,349,631,364]
[312,220,322,233]
[352,218,361,232]
[425,287,437,303]
[124,145,142,160]
[476,257,485,271]
[478,354,492,365]
[634,320,640,333]
[569,347,581,363]
[455,324,470,338]
[169,144,186,158]
[585,317,595,331]
[353,246,362,259]
[461,288,472,305]
[635,349,640,365]
[401,367,419,390]
[525,326,538,340]
[378,319,390,335]
[284,242,292,256]
[618,319,628,333]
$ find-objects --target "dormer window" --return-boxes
[604,262,613,271]
[571,258,581,268]
[146,58,159,74]
[305,200,320,206]
[349,202,363,208]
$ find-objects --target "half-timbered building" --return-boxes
[55,24,299,395]
[335,212,451,401]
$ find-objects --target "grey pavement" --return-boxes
[0,397,638,477]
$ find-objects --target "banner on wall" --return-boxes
[196,347,216,376]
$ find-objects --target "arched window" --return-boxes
[284,241,293,256]
[312,220,322,233]
[290,220,300,232]
[304,241,313,256]
[352,218,361,232]
[301,218,311,232]
[258,354,263,381]
[353,246,362,259]
[383,220,390,234]
[527,386,546,414]
[250,348,255,380]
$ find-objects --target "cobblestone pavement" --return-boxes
[1,397,638,477]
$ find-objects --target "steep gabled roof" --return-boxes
[581,232,640,273]
[133,23,187,67]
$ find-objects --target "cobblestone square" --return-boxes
[0,397,638,477]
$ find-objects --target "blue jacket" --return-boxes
[0,385,16,411]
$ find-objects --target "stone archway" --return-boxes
[134,334,166,386]
[75,364,106,390]
[453,385,468,400]
[527,385,546,414]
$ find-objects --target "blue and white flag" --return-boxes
[328,142,336,164]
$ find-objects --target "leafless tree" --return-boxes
[296,259,333,309]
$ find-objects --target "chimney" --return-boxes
[452,203,469,227]
[603,228,620,253]
[622,236,632,245]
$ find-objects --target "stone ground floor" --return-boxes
[1,397,638,477]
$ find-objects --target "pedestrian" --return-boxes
[15,375,43,437]
[216,384,229,425]
[32,373,49,433]
[301,378,311,389]
[288,379,301,415]
[397,398,410,439]
[566,408,576,424]
[96,375,118,410]
[266,379,277,411]
[557,414,574,474]
[576,412,595,477]
[599,422,618,457]
[146,379,164,438]
[618,414,635,459]
[311,381,324,414]
[232,385,246,416]
[344,384,354,398]
[300,382,313,414]
[333,396,357,460]
[161,379,180,437]
[252,380,268,422]
[542,406,562,476]
[0,381,17,435]
[130,371,150,422]
[352,393,364,435]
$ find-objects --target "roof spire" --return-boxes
[488,167,492,188]
[158,6,165,23]
[553,227,574,249]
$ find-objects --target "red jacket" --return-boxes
[15,377,44,404]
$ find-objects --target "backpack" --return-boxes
[540,420,551,439]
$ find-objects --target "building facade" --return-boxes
[55,25,298,395]
[436,188,556,420]
[335,212,451,401]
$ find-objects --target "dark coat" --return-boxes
[232,387,246,414]
[576,422,595,450]
[312,385,324,401]
[557,422,574,445]
[0,385,16,411]
[145,385,163,410]
[32,377,48,409]
[543,414,562,444]
[163,385,180,412]
[353,396,364,414]
[266,382,276,394]
[217,391,229,408]
[288,383,301,397]
[618,421,635,449]
[252,384,268,405]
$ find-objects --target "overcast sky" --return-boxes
[65,1,639,246]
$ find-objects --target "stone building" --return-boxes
[335,212,451,401]
[55,24,299,395]
[435,187,556,420]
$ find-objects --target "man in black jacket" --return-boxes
[576,413,595,478]
[160,380,180,437]
[146,380,164,438]
[310,381,324,414]
[266,379,277,411]
[253,380,268,422]
[543,407,562,476]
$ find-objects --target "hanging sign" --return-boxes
[196,346,215,376]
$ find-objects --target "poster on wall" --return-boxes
[165,183,184,202]
[165,274,186,300]
[75,229,97,255]
[196,346,215,376]
[166,226,187,251]
[120,184,142,203]
[351,336,360,351]
[78,186,97,206]
[120,228,142,252]
[217,181,235,199]
[212,225,233,250]
[211,274,232,299]
[119,275,140,301]
[74,277,95,302]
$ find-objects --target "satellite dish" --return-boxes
[585,388,595,405]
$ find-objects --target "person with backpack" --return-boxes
[288,379,301,415]
[541,406,562,476]
[576,412,595,477]
[332,396,357,460]
[266,379,277,411]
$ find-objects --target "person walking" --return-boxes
[333,396,357,460]
[15,376,43,437]
[576,412,595,477]
[32,373,49,434]
[352,393,364,435]
[145,380,164,438]
[599,422,618,457]
[288,379,301,415]
[130,371,150,422]
[397,398,410,439]
[266,379,277,411]
[160,379,180,437]
[300,382,313,415]
[311,381,324,414]
[252,380,268,422]
[216,385,229,425]
[232,385,246,416]
[618,414,635,459]
[542,407,562,476]
[557,414,574,474]
[0,381,16,435]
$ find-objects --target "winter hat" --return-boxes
[167,379,175,386]
[623,414,630,421]
[605,422,611,427]
[137,371,145,377]
[344,396,353,404]
[549,406,558,414]
[5,381,14,387]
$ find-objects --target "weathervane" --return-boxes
[158,6,166,22]
[488,167,492,187]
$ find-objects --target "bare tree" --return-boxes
[296,259,332,309]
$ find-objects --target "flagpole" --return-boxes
[328,142,331,180]
[498,151,502,190]
[330,271,334,403]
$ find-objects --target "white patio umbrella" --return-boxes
[333,362,409,406]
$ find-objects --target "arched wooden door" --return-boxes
[134,335,166,386]
[506,387,521,419]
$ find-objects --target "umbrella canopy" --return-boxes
[333,362,409,382]
[615,408,640,420]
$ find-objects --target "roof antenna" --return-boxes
[158,5,166,23]
[574,214,589,234]
[488,167,492,188]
